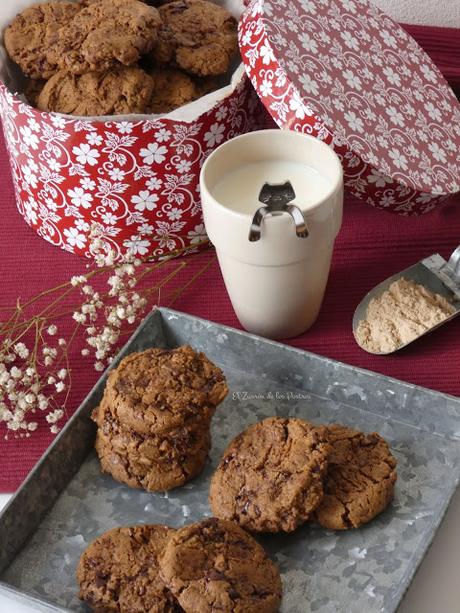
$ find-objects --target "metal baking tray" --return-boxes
[0,307,459,613]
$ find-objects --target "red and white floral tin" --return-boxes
[0,0,266,259]
[239,0,460,215]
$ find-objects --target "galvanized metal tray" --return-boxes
[0,307,459,613]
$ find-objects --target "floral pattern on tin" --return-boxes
[239,0,460,215]
[0,75,263,259]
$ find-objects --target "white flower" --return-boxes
[146,175,162,191]
[101,211,118,225]
[342,70,362,91]
[138,223,154,235]
[123,234,151,255]
[154,128,172,143]
[424,101,442,122]
[131,190,159,212]
[389,148,408,170]
[341,31,359,51]
[75,219,90,232]
[289,91,311,120]
[72,143,100,166]
[70,275,87,286]
[117,122,133,134]
[140,142,168,165]
[259,78,273,97]
[80,177,96,191]
[55,381,65,393]
[204,123,225,147]
[68,187,93,208]
[382,66,401,87]
[13,343,29,359]
[386,106,405,127]
[428,142,447,164]
[380,30,397,48]
[48,158,61,172]
[299,74,319,96]
[344,111,364,132]
[51,115,66,129]
[259,44,275,65]
[47,325,57,336]
[299,33,318,54]
[175,160,192,174]
[108,168,125,181]
[188,223,207,245]
[421,64,437,84]
[20,126,39,150]
[64,227,87,249]
[216,106,228,121]
[367,169,392,188]
[23,165,38,188]
[166,207,183,221]
[86,133,102,146]
[24,198,38,225]
[301,0,317,14]
[95,362,105,372]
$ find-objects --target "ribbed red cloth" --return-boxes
[0,26,459,492]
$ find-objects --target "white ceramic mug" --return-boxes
[200,129,343,339]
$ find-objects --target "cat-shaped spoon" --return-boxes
[248,181,309,242]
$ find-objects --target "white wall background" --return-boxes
[373,0,460,27]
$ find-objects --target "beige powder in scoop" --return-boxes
[355,277,455,353]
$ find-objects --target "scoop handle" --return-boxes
[447,245,460,282]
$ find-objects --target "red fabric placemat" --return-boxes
[1,27,460,492]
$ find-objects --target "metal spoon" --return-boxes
[353,245,460,355]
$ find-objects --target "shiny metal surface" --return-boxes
[353,246,460,355]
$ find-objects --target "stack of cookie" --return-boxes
[4,0,239,116]
[77,518,282,613]
[92,345,228,491]
[209,416,398,532]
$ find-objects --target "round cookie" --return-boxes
[94,408,211,491]
[159,517,282,613]
[50,0,162,75]
[101,346,228,435]
[77,524,179,612]
[37,66,154,116]
[152,0,238,76]
[312,424,397,530]
[148,68,201,113]
[4,2,81,79]
[209,417,330,533]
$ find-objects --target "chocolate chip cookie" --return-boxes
[312,424,397,530]
[77,524,180,612]
[148,68,201,113]
[101,346,228,436]
[4,2,81,79]
[36,66,154,116]
[50,0,162,75]
[159,518,282,612]
[93,401,211,491]
[209,417,330,533]
[24,79,47,107]
[152,0,238,76]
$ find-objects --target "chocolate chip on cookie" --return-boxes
[93,400,211,491]
[100,346,228,436]
[312,424,397,530]
[159,518,282,613]
[148,68,201,113]
[77,524,179,612]
[209,417,331,533]
[152,0,238,76]
[50,0,162,75]
[4,2,81,79]
[37,66,155,116]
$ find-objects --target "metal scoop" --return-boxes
[353,245,460,355]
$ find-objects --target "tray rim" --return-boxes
[0,306,459,613]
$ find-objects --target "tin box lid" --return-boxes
[238,0,460,215]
